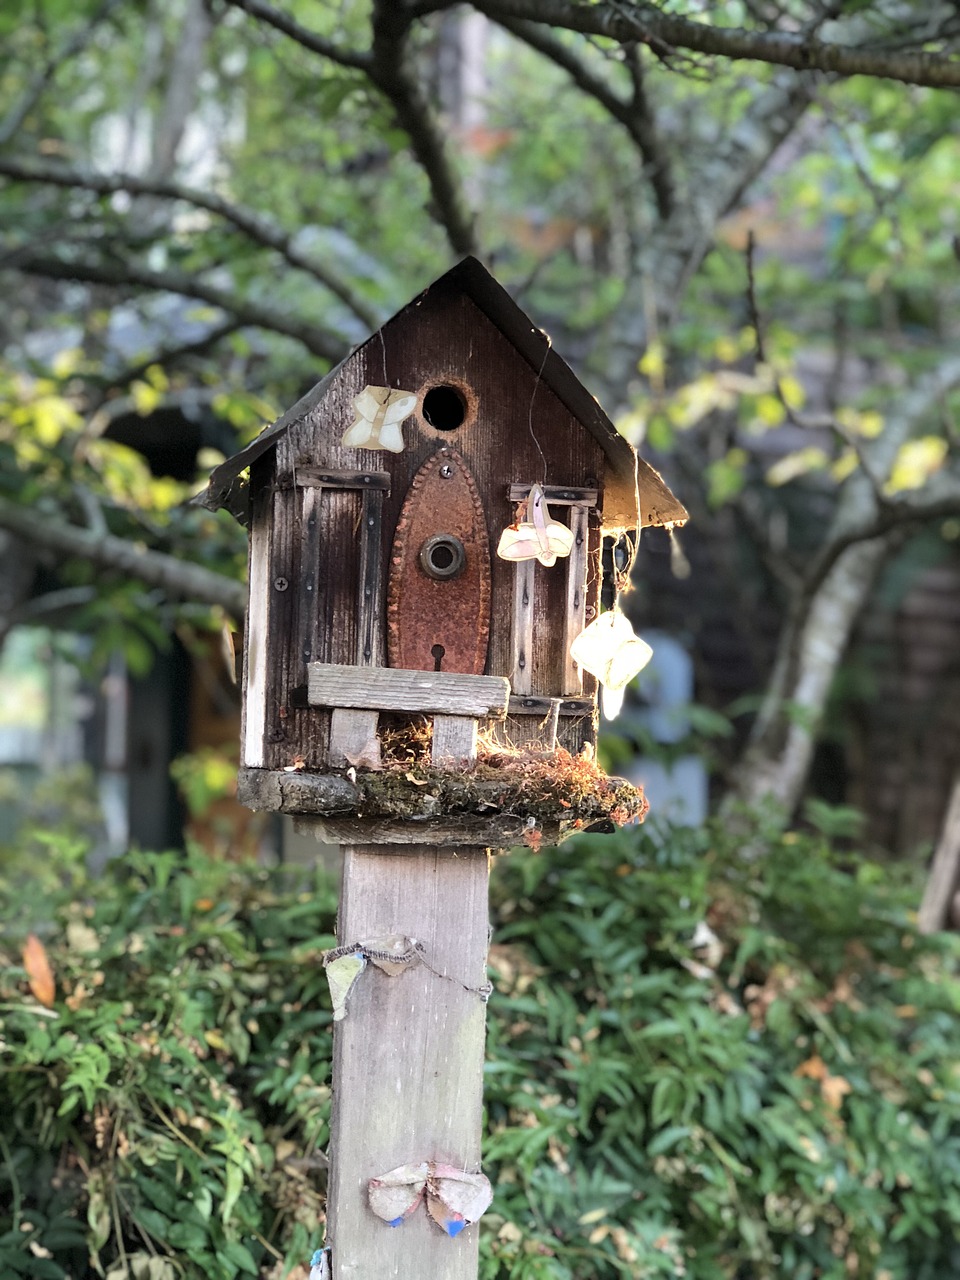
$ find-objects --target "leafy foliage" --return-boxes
[2,815,959,1278]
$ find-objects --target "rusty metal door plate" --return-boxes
[387,447,491,674]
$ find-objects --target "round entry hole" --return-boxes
[422,384,466,432]
[419,533,466,580]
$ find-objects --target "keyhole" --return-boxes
[431,644,445,672]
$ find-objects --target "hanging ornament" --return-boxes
[322,947,366,1021]
[569,608,653,720]
[496,482,574,567]
[342,386,418,452]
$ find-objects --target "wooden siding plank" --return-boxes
[308,664,509,717]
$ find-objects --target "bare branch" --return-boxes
[217,0,478,256]
[100,320,245,394]
[0,157,382,330]
[7,249,348,363]
[495,19,675,218]
[220,0,373,71]
[369,2,478,257]
[0,496,247,618]
[471,0,960,89]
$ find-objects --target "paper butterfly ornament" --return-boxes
[368,1161,493,1238]
[323,948,366,1021]
[308,1247,331,1280]
[342,385,418,452]
[569,609,653,720]
[496,483,574,567]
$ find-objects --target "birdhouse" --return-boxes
[200,257,686,847]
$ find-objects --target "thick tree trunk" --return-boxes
[730,355,960,817]
[734,535,889,812]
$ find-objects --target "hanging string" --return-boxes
[377,326,389,386]
[527,329,551,485]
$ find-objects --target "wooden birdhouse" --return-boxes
[200,257,686,848]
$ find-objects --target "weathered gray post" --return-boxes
[200,257,687,1279]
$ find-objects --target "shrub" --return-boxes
[2,813,959,1278]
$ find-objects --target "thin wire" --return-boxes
[527,330,551,484]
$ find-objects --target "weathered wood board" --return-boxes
[326,846,491,1279]
[308,664,509,718]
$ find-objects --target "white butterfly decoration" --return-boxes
[496,483,574,567]
[368,1161,493,1237]
[342,385,418,453]
[569,609,653,720]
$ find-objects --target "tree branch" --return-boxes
[369,2,479,257]
[495,19,675,218]
[471,0,960,89]
[0,496,246,618]
[7,249,348,364]
[0,157,382,330]
[219,0,373,71]
[99,320,244,393]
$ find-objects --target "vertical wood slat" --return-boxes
[242,494,271,767]
[357,486,384,668]
[432,715,479,766]
[329,708,381,769]
[327,846,491,1280]
[512,560,535,695]
[562,505,589,695]
[301,485,324,670]
[264,487,300,770]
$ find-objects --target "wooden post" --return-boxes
[918,773,960,933]
[326,846,491,1279]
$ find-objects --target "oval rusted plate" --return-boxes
[387,447,491,674]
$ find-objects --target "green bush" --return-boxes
[2,813,960,1279]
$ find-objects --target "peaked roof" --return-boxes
[198,256,687,531]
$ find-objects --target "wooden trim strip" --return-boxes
[508,484,598,507]
[308,663,510,717]
[508,695,594,717]
[282,468,391,491]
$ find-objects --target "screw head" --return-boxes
[274,577,289,591]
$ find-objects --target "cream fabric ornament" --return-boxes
[569,609,653,720]
[496,483,574,567]
[342,386,417,452]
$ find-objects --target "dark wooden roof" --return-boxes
[198,257,687,530]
